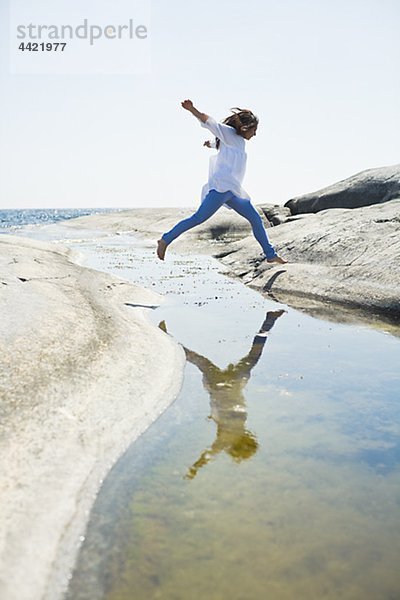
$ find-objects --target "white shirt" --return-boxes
[199,116,251,205]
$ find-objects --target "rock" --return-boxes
[0,235,185,600]
[259,204,292,225]
[217,199,400,321]
[58,177,400,322]
[285,163,400,214]
[59,206,268,255]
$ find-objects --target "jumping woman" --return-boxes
[157,99,287,264]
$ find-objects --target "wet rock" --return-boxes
[285,163,400,214]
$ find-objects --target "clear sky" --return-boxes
[0,0,399,209]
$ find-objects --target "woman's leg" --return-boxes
[225,196,278,259]
[157,190,231,259]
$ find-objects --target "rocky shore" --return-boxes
[219,197,400,321]
[60,163,400,323]
[0,235,185,600]
[1,162,398,600]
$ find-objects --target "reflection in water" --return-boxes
[65,244,400,600]
[160,310,285,479]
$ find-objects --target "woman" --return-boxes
[157,99,286,264]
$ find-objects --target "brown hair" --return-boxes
[215,107,259,149]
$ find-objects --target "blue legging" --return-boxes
[162,189,277,259]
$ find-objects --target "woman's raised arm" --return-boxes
[181,99,209,123]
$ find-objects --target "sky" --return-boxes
[0,0,399,209]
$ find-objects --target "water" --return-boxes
[0,208,120,232]
[59,235,400,600]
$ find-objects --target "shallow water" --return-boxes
[61,235,400,600]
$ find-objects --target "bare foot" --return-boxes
[157,239,168,261]
[267,255,287,264]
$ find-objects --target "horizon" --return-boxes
[2,160,399,211]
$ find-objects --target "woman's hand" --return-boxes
[181,99,194,111]
[181,99,209,123]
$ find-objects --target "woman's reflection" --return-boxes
[160,309,285,479]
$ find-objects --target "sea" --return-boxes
[0,208,120,233]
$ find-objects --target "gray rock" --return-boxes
[63,188,400,323]
[217,199,400,321]
[259,203,292,225]
[285,164,400,214]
